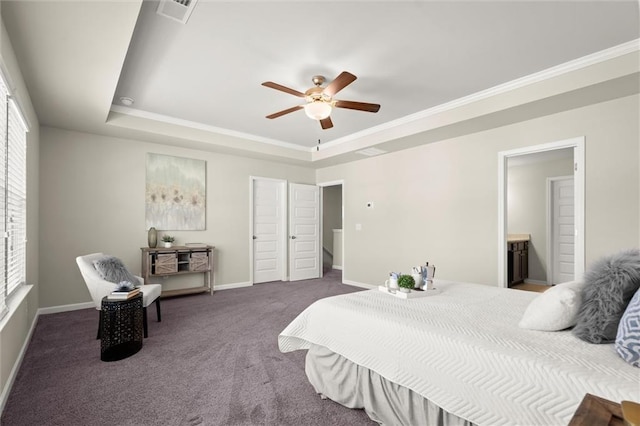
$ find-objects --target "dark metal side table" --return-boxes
[100,294,143,362]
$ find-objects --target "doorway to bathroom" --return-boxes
[319,181,343,278]
[498,137,585,288]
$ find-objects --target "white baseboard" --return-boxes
[332,265,343,270]
[342,279,376,290]
[0,304,39,414]
[214,281,253,291]
[38,301,94,315]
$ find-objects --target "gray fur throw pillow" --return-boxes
[93,256,140,287]
[573,248,640,343]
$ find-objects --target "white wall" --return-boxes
[317,94,640,287]
[39,127,315,308]
[508,156,573,282]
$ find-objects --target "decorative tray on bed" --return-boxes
[377,286,440,299]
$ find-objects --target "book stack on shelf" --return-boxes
[107,287,140,300]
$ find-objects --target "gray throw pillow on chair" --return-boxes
[93,256,140,288]
[573,248,640,343]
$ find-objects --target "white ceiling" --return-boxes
[2,1,639,163]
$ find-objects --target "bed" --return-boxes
[278,280,640,425]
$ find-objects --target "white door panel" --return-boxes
[289,183,320,281]
[293,207,317,218]
[256,258,277,270]
[255,223,277,235]
[294,257,317,270]
[293,224,317,236]
[255,240,277,252]
[255,205,277,217]
[552,177,575,284]
[293,240,316,252]
[253,179,286,283]
[559,262,574,274]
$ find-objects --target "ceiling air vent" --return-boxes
[356,147,387,157]
[156,0,198,24]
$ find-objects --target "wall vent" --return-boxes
[156,0,198,24]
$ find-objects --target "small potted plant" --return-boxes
[397,275,415,293]
[161,235,175,248]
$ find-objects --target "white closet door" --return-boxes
[289,183,320,281]
[252,179,285,283]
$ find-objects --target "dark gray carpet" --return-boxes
[2,269,376,426]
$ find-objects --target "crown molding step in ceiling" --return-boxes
[1,1,638,165]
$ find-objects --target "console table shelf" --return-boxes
[141,245,214,297]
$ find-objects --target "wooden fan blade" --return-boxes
[324,71,357,97]
[320,116,333,130]
[334,100,380,113]
[262,81,305,98]
[266,105,303,119]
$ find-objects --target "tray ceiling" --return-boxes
[2,1,639,163]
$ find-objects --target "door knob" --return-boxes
[290,235,297,239]
[253,235,257,240]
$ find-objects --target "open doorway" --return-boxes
[319,181,343,278]
[498,137,585,288]
[507,149,573,286]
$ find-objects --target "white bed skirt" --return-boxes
[305,343,476,426]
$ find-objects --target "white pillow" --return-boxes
[518,281,585,331]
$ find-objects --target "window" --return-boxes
[0,72,28,321]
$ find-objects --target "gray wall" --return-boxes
[39,127,315,307]
[317,94,640,287]
[508,155,574,282]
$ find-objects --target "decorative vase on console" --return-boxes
[148,227,158,248]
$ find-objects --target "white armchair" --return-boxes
[76,252,162,338]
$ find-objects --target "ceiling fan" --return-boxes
[262,71,381,130]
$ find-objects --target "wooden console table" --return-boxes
[141,245,214,297]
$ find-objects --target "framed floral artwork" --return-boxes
[145,153,206,230]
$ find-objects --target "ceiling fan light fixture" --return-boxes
[263,71,379,129]
[304,101,332,120]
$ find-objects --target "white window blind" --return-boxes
[0,71,28,321]
[0,77,7,320]
[7,99,26,298]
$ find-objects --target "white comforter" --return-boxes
[278,280,640,426]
